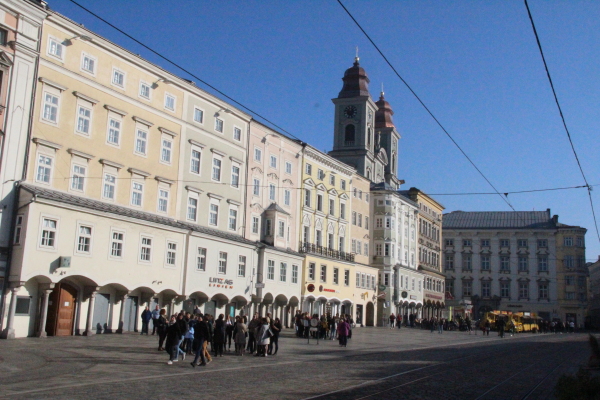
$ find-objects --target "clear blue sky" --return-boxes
[49,0,600,260]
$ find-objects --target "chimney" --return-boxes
[552,215,558,224]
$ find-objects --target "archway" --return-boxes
[366,302,375,327]
[47,275,98,337]
[93,282,129,334]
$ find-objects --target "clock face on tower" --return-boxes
[343,105,357,119]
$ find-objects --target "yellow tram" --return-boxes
[479,311,540,332]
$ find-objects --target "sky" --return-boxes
[47,0,600,261]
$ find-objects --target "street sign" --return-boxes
[378,285,386,291]
[255,283,265,288]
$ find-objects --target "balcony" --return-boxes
[299,241,355,262]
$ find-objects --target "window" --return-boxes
[565,292,575,300]
[161,139,172,163]
[329,175,335,186]
[269,184,276,201]
[187,197,198,221]
[166,242,177,266]
[538,255,548,272]
[356,272,360,288]
[318,169,325,180]
[445,239,454,247]
[107,118,121,145]
[233,127,242,141]
[577,236,584,247]
[329,199,335,216]
[303,226,309,243]
[254,148,262,162]
[252,216,259,234]
[215,118,224,133]
[320,265,327,282]
[15,297,31,315]
[446,280,454,297]
[284,190,291,206]
[500,282,510,298]
[308,262,315,280]
[42,93,59,123]
[365,217,369,229]
[340,180,346,190]
[364,243,368,255]
[218,252,227,274]
[500,256,510,271]
[135,129,148,156]
[81,53,96,74]
[564,237,573,246]
[305,163,312,175]
[112,68,125,87]
[340,203,346,219]
[316,194,323,211]
[462,254,472,270]
[463,239,472,247]
[238,256,246,277]
[517,239,528,248]
[265,219,272,236]
[102,173,116,200]
[140,236,152,262]
[519,282,528,299]
[197,247,206,271]
[164,94,176,111]
[384,243,391,257]
[537,239,548,248]
[500,239,510,247]
[445,254,454,270]
[14,215,23,245]
[139,81,151,100]
[375,217,382,228]
[333,268,339,285]
[270,155,277,168]
[344,124,355,145]
[358,214,362,227]
[48,37,64,59]
[131,182,143,206]
[278,221,285,238]
[76,105,91,136]
[229,209,237,231]
[564,255,574,269]
[212,157,221,181]
[482,282,491,297]
[40,218,57,248]
[231,165,240,188]
[285,161,292,174]
[280,262,287,282]
[253,179,260,196]
[193,107,204,123]
[481,255,490,270]
[481,239,490,247]
[344,270,350,286]
[110,231,124,258]
[292,265,299,284]
[209,203,218,226]
[352,212,357,225]
[190,149,201,174]
[157,189,169,213]
[518,257,528,272]
[267,260,275,280]
[71,165,86,191]
[351,239,356,253]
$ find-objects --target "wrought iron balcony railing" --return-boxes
[298,241,355,262]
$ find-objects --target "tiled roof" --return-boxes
[20,184,255,245]
[442,210,556,229]
[264,202,290,216]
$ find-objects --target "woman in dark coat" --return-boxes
[165,315,182,365]
[213,314,226,357]
[268,317,282,355]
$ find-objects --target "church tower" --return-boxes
[329,57,400,188]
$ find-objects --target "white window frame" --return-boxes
[270,155,277,169]
[14,215,23,245]
[160,136,173,165]
[38,216,59,251]
[233,126,242,141]
[111,67,126,89]
[164,92,176,111]
[75,104,92,137]
[130,180,144,207]
[106,116,122,147]
[139,235,153,263]
[208,200,219,226]
[238,256,246,277]
[190,146,202,175]
[254,147,262,162]
[305,163,312,175]
[218,252,227,274]
[253,178,260,196]
[231,163,240,189]
[280,262,287,282]
[139,80,151,100]
[109,229,125,260]
[35,153,54,185]
[215,117,224,133]
[269,184,276,201]
[211,156,222,182]
[193,107,204,124]
[75,223,93,256]
[80,52,97,76]
[197,247,207,271]
[187,194,198,222]
[165,241,177,268]
[70,163,87,192]
[41,91,60,124]
[252,216,260,235]
[292,264,299,284]
[47,36,64,61]
[267,260,275,280]
[102,172,117,201]
[284,189,291,206]
[278,220,285,238]
[228,207,238,231]
[285,161,292,175]
[134,128,149,157]
[157,187,169,214]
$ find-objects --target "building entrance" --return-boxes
[46,283,78,336]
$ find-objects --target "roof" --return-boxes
[20,184,256,245]
[264,202,290,216]
[442,210,556,230]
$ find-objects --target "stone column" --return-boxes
[36,283,55,337]
[279,304,285,326]
[116,293,128,334]
[84,287,99,336]
[1,282,24,339]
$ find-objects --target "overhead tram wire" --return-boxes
[66,0,304,144]
[524,0,600,244]
[336,0,514,212]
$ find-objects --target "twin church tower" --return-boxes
[329,56,401,189]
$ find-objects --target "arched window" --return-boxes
[367,128,372,147]
[344,124,355,145]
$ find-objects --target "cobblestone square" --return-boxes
[0,327,591,399]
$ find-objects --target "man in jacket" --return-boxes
[140,306,152,335]
[191,316,209,367]
[151,305,161,335]
[247,314,260,354]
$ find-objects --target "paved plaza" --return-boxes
[0,327,591,399]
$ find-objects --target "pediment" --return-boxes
[315,183,326,191]
[339,193,349,200]
[376,148,389,165]
[0,51,13,67]
[304,178,315,187]
[328,188,338,196]
[363,234,370,240]
[251,203,264,212]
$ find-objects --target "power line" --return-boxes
[336,0,515,212]
[523,0,600,245]
[65,0,305,144]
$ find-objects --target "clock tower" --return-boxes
[329,57,400,188]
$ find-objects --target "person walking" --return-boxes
[438,318,444,334]
[151,305,161,335]
[233,316,248,355]
[256,317,271,357]
[330,315,338,340]
[175,313,188,360]
[389,313,396,329]
[338,317,349,347]
[157,309,168,351]
[484,320,490,336]
[165,315,182,365]
[466,317,472,335]
[191,316,209,367]
[497,318,506,338]
[397,314,402,330]
[225,315,234,352]
[268,317,282,355]
[213,314,226,357]
[140,306,152,335]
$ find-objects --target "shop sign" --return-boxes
[507,304,523,308]
[378,285,387,291]
[323,288,337,293]
[425,293,443,300]
[209,277,234,288]
[401,291,408,299]
[410,295,417,300]
[307,284,315,292]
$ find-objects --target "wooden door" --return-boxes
[46,283,78,336]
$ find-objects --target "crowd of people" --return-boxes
[141,306,282,366]
[293,311,354,347]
